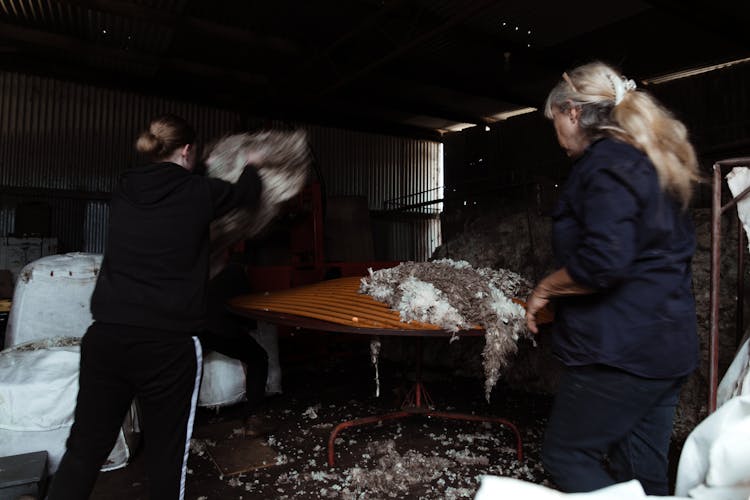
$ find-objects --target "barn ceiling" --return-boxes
[0,0,748,140]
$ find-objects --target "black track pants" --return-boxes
[202,262,268,411]
[198,329,268,411]
[48,322,203,500]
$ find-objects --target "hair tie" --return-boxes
[608,74,637,105]
[562,72,579,93]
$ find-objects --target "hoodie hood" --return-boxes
[119,162,193,205]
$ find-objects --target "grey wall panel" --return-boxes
[83,201,109,254]
[372,214,442,262]
[0,71,239,192]
[282,122,444,261]
[652,62,750,155]
[300,124,442,212]
[0,207,14,237]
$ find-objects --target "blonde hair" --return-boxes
[135,114,196,162]
[544,62,700,208]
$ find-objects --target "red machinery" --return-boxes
[242,182,398,293]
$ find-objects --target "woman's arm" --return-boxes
[208,165,263,220]
[525,267,595,334]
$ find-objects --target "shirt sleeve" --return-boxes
[207,165,263,220]
[565,163,645,290]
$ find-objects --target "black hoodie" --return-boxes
[91,162,262,333]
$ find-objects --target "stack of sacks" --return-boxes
[0,254,138,473]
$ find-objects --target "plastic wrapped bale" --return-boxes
[3,254,138,473]
[675,336,750,499]
[0,338,138,474]
[5,253,101,347]
[198,351,247,408]
[204,130,311,278]
[199,322,284,407]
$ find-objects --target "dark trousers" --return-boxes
[198,329,268,412]
[542,364,685,495]
[48,322,202,500]
[200,263,268,412]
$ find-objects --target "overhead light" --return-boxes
[487,107,537,121]
[442,122,477,133]
[643,56,750,85]
[484,125,491,132]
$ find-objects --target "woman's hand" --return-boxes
[525,267,594,333]
[525,289,550,334]
[246,149,264,167]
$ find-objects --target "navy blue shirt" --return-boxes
[551,138,698,378]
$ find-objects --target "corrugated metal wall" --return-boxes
[301,124,442,261]
[0,72,240,191]
[303,126,442,210]
[0,70,442,261]
[650,61,750,164]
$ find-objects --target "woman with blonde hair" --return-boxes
[525,62,700,495]
[49,114,263,500]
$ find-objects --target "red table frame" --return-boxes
[228,307,524,467]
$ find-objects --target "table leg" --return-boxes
[327,336,524,466]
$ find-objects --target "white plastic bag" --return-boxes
[198,351,246,407]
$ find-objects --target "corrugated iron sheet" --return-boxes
[83,201,109,253]
[0,70,443,262]
[652,62,750,153]
[302,124,442,212]
[0,71,239,191]
[0,207,13,235]
[299,124,443,261]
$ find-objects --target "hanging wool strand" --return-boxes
[359,259,533,401]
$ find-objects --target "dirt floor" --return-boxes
[84,331,684,499]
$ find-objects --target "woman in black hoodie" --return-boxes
[49,114,263,500]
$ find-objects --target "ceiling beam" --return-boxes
[295,0,411,75]
[317,0,502,97]
[0,23,450,138]
[59,0,300,55]
[0,21,269,86]
[346,78,519,124]
[333,96,486,128]
[255,103,445,142]
[281,0,556,109]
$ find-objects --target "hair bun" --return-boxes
[135,114,196,161]
[135,130,163,156]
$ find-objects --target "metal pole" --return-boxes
[709,163,722,414]
[414,336,423,408]
[738,218,745,348]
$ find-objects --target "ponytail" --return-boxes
[545,62,700,208]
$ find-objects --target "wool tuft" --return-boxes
[360,259,533,400]
[204,130,311,277]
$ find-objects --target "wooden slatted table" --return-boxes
[228,276,526,466]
